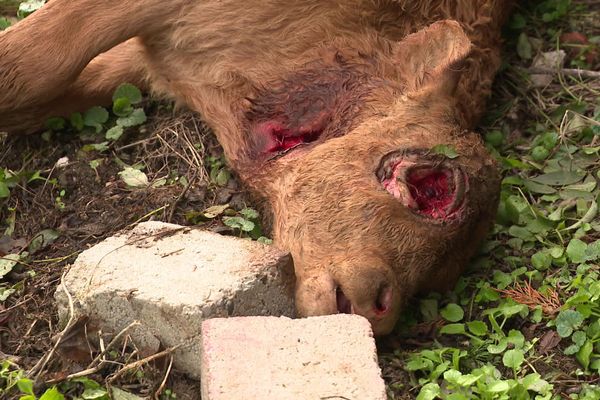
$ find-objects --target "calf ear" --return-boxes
[392,20,471,95]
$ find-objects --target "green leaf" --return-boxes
[508,225,534,241]
[84,106,109,132]
[17,0,45,19]
[118,168,149,188]
[566,239,588,263]
[416,382,441,400]
[487,380,511,393]
[112,83,143,104]
[0,287,16,301]
[540,131,558,149]
[466,320,488,336]
[112,97,133,117]
[82,142,110,152]
[572,330,587,347]
[46,117,66,131]
[531,251,552,270]
[576,340,593,370]
[488,339,508,354]
[431,144,459,159]
[564,344,580,355]
[70,112,85,131]
[0,253,21,279]
[485,130,504,147]
[507,330,525,349]
[81,388,108,400]
[443,369,462,385]
[439,323,466,335]
[17,378,34,395]
[28,229,60,254]
[223,216,255,232]
[420,298,438,322]
[530,171,586,186]
[531,146,550,162]
[440,303,464,322]
[106,125,124,141]
[586,320,600,340]
[550,247,564,258]
[202,204,230,219]
[524,180,556,194]
[215,169,230,186]
[517,33,532,60]
[72,377,102,390]
[503,349,524,370]
[256,236,273,244]
[116,108,146,127]
[110,387,145,400]
[585,240,600,261]
[555,309,584,338]
[39,387,65,400]
[0,181,10,198]
[240,208,259,220]
[521,373,545,393]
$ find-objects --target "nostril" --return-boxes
[374,285,393,315]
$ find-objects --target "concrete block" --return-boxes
[200,315,387,400]
[55,221,295,378]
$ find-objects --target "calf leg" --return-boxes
[0,38,149,133]
[0,0,189,117]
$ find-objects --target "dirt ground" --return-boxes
[0,108,255,399]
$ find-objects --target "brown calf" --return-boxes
[0,0,512,335]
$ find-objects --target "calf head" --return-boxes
[237,21,500,335]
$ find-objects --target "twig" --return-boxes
[167,173,196,223]
[108,345,181,383]
[31,251,80,264]
[0,296,34,315]
[114,137,156,151]
[154,355,174,400]
[45,321,139,385]
[529,66,600,79]
[28,271,75,378]
[86,321,141,369]
[14,320,37,354]
[128,204,169,227]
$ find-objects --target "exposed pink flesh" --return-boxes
[257,121,322,154]
[382,160,418,209]
[406,169,454,219]
[382,160,463,220]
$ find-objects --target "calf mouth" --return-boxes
[377,150,467,221]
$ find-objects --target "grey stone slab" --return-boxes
[55,221,295,378]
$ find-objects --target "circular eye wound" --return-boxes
[378,152,467,221]
[406,167,455,219]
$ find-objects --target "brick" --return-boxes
[200,315,387,400]
[55,221,295,378]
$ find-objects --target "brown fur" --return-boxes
[0,0,512,335]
